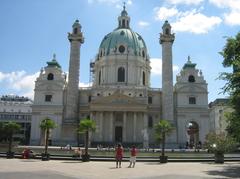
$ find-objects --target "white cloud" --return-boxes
[79,82,92,87]
[209,0,240,10]
[138,21,150,27]
[154,7,179,21]
[172,10,222,34]
[209,0,240,25]
[0,71,39,99]
[154,7,222,34]
[224,11,240,25]
[150,58,179,76]
[168,0,203,5]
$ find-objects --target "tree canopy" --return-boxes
[78,118,96,134]
[219,32,240,142]
[40,118,57,130]
[155,120,173,142]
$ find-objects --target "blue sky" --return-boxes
[0,0,239,102]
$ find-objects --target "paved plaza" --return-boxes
[0,158,240,179]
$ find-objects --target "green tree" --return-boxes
[219,32,240,142]
[78,118,96,160]
[204,132,236,163]
[3,122,21,156]
[0,122,6,142]
[40,118,57,156]
[154,120,174,163]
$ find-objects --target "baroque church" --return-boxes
[30,6,210,148]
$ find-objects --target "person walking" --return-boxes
[115,143,123,168]
[128,145,137,168]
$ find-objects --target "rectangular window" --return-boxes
[148,116,153,128]
[189,97,196,104]
[45,95,52,102]
[148,96,152,104]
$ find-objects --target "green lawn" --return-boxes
[0,145,214,157]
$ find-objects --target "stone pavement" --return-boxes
[0,158,239,179]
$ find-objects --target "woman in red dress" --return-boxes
[115,143,123,168]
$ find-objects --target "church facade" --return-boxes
[30,7,210,148]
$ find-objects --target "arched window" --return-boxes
[118,67,125,82]
[165,28,170,35]
[98,71,101,85]
[143,71,146,85]
[47,73,54,80]
[74,28,78,34]
[122,19,125,28]
[142,50,145,58]
[188,75,195,83]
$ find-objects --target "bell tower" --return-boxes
[65,20,84,122]
[160,20,175,121]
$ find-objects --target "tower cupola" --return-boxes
[68,19,84,43]
[72,20,81,34]
[160,20,175,44]
[118,3,130,29]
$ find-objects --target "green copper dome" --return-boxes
[98,6,147,57]
[99,28,147,56]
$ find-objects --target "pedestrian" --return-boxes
[115,143,123,168]
[128,145,137,168]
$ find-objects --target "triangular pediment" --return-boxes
[176,85,207,93]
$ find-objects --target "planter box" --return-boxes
[6,152,14,159]
[82,154,90,162]
[214,153,224,164]
[41,153,50,161]
[160,156,168,163]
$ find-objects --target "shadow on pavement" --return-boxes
[0,171,79,179]
[61,161,83,164]
[206,164,240,178]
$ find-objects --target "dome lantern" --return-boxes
[118,2,130,29]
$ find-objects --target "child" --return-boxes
[128,145,137,168]
[115,143,123,168]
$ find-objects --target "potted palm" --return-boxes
[155,120,174,163]
[4,122,21,159]
[78,118,96,162]
[39,118,57,161]
[205,132,236,163]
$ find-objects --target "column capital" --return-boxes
[68,33,84,43]
[160,34,175,44]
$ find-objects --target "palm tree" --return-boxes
[39,118,57,160]
[4,122,21,158]
[78,118,96,161]
[155,120,174,163]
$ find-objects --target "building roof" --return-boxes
[183,56,196,69]
[46,54,61,68]
[209,98,230,108]
[1,95,32,104]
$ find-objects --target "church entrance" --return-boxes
[186,121,199,149]
[115,126,122,143]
